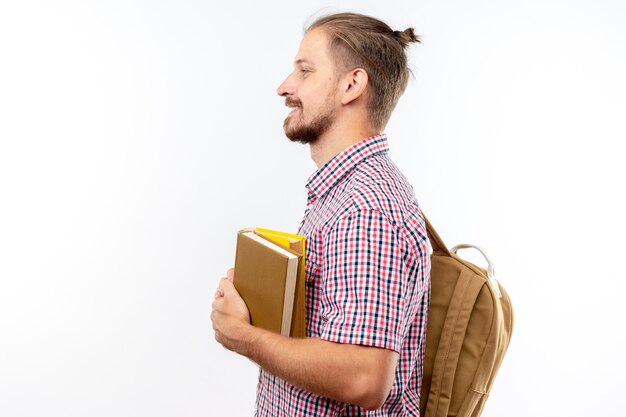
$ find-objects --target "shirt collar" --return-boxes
[305,134,389,200]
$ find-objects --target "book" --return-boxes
[253,228,306,338]
[233,230,301,336]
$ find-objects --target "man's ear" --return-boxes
[340,68,368,105]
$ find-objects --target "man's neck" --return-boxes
[309,123,378,168]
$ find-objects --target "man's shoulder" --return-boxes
[344,154,417,212]
[310,154,423,241]
[321,156,429,261]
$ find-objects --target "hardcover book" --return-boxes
[254,228,306,338]
[233,229,306,337]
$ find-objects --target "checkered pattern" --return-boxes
[255,135,431,416]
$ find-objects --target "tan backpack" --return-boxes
[420,215,514,417]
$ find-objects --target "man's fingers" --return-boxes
[220,277,235,294]
[213,268,234,300]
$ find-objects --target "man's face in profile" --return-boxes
[277,28,342,144]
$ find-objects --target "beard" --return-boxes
[283,96,336,145]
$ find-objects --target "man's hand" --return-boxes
[211,268,253,354]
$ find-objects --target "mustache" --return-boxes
[285,97,302,108]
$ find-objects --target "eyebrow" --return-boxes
[294,58,313,66]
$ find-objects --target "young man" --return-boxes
[211,12,431,416]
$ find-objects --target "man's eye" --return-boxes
[301,69,310,77]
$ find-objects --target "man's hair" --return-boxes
[307,12,420,130]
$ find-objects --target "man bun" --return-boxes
[393,27,420,47]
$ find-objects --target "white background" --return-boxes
[1,0,624,416]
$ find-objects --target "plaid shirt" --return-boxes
[255,134,431,416]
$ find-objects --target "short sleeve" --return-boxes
[318,209,411,352]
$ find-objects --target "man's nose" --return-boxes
[277,73,295,97]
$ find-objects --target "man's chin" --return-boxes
[283,122,317,144]
[285,129,317,145]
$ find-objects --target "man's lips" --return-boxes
[284,98,302,119]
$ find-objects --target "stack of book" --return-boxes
[233,228,306,338]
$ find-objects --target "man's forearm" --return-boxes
[211,275,398,409]
[238,325,398,410]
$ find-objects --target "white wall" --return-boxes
[1,0,624,415]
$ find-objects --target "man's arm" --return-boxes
[211,270,399,410]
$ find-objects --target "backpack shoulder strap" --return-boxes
[425,267,485,417]
[422,212,451,257]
